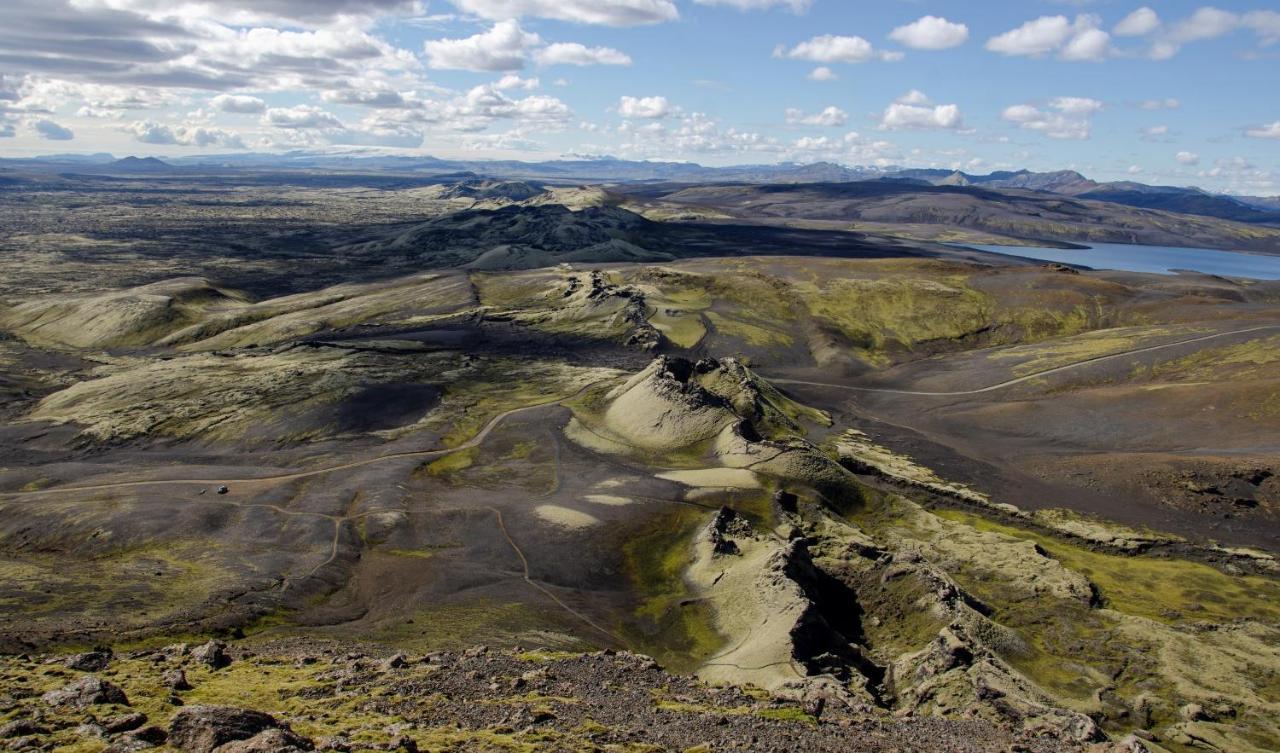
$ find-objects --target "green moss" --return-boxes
[507,441,538,460]
[705,311,792,347]
[798,275,993,364]
[756,707,818,724]
[425,448,477,476]
[515,650,580,663]
[933,509,1280,624]
[19,477,54,491]
[619,508,725,674]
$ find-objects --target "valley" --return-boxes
[1,170,1279,752]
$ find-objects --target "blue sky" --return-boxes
[1,0,1277,193]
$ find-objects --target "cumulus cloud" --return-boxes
[534,43,632,66]
[0,0,422,97]
[692,0,811,12]
[449,0,678,26]
[1139,98,1180,110]
[322,87,412,108]
[424,21,633,72]
[784,106,847,127]
[1114,7,1160,37]
[32,118,73,140]
[613,111,780,157]
[889,16,969,51]
[1176,151,1200,165]
[263,105,344,129]
[1001,97,1102,140]
[494,75,540,91]
[775,34,898,64]
[1246,121,1280,139]
[807,66,836,81]
[352,83,573,137]
[425,20,541,71]
[125,119,245,147]
[879,91,963,131]
[985,14,1111,62]
[210,94,266,114]
[618,95,674,119]
[1123,7,1280,60]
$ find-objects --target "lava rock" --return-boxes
[217,728,315,753]
[104,712,148,734]
[191,641,231,670]
[169,706,308,753]
[41,675,129,709]
[64,650,112,672]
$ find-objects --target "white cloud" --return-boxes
[424,21,631,72]
[1176,151,1200,165]
[880,91,963,131]
[322,86,415,108]
[494,74,540,91]
[1141,124,1169,139]
[425,20,541,71]
[613,111,780,157]
[1127,164,1143,175]
[1244,10,1280,46]
[897,89,930,106]
[1139,98,1180,110]
[889,16,969,51]
[533,42,631,66]
[32,118,73,140]
[693,0,810,11]
[618,95,673,119]
[263,105,344,129]
[775,34,897,63]
[125,119,245,148]
[449,0,678,26]
[1002,97,1102,140]
[210,94,266,114]
[807,66,836,81]
[1051,96,1103,116]
[1114,7,1160,37]
[784,105,847,127]
[1169,7,1239,44]
[986,14,1111,62]
[1246,121,1280,139]
[1141,8,1280,59]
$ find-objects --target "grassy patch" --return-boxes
[424,448,477,477]
[619,507,724,674]
[933,509,1280,624]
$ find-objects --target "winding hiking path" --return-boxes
[772,323,1280,397]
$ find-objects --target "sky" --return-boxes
[0,0,1277,194]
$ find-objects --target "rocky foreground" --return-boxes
[0,639,1154,753]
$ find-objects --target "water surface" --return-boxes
[969,242,1280,280]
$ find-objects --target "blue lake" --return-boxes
[968,242,1280,280]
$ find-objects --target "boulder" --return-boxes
[0,720,47,739]
[216,729,314,753]
[65,650,112,672]
[42,676,129,708]
[104,713,148,734]
[192,641,231,670]
[169,706,308,753]
[163,668,193,691]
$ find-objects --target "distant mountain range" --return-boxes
[3,152,1277,226]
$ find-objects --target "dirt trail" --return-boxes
[773,324,1280,397]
